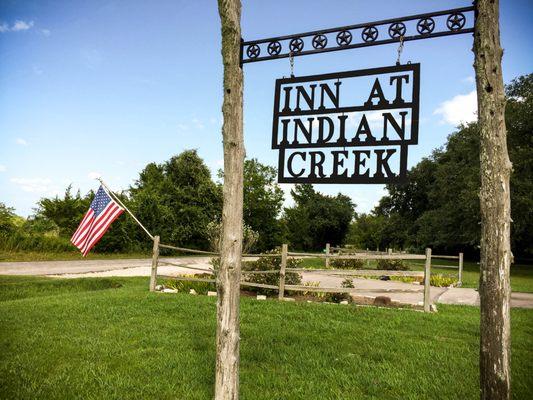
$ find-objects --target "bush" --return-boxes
[0,231,73,253]
[330,258,364,269]
[241,249,302,295]
[430,274,458,287]
[300,281,351,303]
[376,259,409,271]
[341,278,354,288]
[162,275,215,294]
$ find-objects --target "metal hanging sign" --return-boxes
[272,63,420,184]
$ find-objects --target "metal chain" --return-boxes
[396,35,405,65]
[289,51,294,77]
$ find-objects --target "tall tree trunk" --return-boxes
[474,1,512,399]
[215,0,244,399]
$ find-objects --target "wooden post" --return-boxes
[458,252,464,287]
[149,235,160,292]
[215,0,244,398]
[388,248,392,255]
[278,244,288,300]
[423,248,432,313]
[325,243,330,268]
[474,1,512,398]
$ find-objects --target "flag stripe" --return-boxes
[70,185,124,257]
[73,205,113,249]
[71,210,94,242]
[79,203,121,253]
[81,207,123,256]
[78,203,118,252]
[71,211,95,245]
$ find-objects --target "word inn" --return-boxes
[271,64,420,184]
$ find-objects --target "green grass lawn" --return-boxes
[1,276,532,399]
[299,257,533,293]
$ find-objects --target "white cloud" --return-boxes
[462,76,475,84]
[0,23,9,33]
[40,28,51,37]
[80,49,103,69]
[88,171,102,180]
[0,165,6,172]
[192,118,205,129]
[10,177,52,193]
[11,20,34,32]
[16,138,28,146]
[434,90,478,125]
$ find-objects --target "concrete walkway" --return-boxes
[1,258,532,308]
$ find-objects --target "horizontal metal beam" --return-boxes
[242,6,475,64]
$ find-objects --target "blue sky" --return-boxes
[1,0,531,217]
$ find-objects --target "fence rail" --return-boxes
[150,240,464,313]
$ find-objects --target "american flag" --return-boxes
[71,186,124,256]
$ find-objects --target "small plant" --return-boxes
[430,274,458,287]
[376,259,409,271]
[390,276,420,284]
[341,278,355,288]
[324,292,351,303]
[162,274,215,295]
[330,258,364,269]
[302,281,325,298]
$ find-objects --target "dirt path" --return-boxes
[1,258,532,308]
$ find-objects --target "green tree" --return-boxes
[351,74,532,258]
[284,184,355,251]
[0,203,17,235]
[242,159,284,251]
[130,150,222,249]
[35,186,90,237]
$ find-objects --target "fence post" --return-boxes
[424,247,432,312]
[278,243,288,300]
[325,243,330,268]
[149,235,160,292]
[388,248,392,255]
[458,252,464,287]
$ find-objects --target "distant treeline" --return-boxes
[1,74,531,258]
[348,74,532,258]
[0,155,355,255]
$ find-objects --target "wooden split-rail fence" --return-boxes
[149,237,463,313]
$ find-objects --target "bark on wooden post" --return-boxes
[215,0,244,398]
[423,248,432,313]
[325,243,330,268]
[474,1,512,398]
[149,235,160,292]
[458,252,464,287]
[278,244,288,300]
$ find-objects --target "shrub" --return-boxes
[376,259,409,271]
[341,278,354,288]
[163,275,215,294]
[0,231,73,253]
[241,250,302,295]
[324,292,351,303]
[330,258,364,269]
[430,274,458,287]
[206,221,258,254]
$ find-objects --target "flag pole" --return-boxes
[96,177,154,241]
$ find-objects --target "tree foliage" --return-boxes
[350,74,532,258]
[284,184,355,251]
